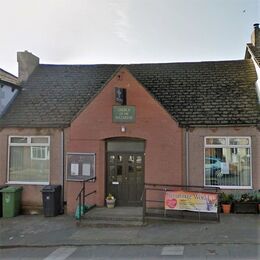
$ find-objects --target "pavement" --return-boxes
[0,212,259,248]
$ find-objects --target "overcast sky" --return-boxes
[1,0,259,76]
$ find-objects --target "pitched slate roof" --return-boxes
[0,68,19,87]
[127,60,259,127]
[0,60,259,128]
[0,65,120,127]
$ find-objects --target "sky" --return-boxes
[1,0,259,76]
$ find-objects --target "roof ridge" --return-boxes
[0,68,18,79]
[39,59,248,67]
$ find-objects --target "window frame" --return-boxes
[31,146,49,160]
[66,152,96,181]
[204,136,252,189]
[7,136,50,185]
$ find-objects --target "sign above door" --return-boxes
[112,106,136,123]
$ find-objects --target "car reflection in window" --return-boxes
[205,157,223,185]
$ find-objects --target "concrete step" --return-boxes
[77,206,144,227]
[77,218,145,227]
[83,213,143,222]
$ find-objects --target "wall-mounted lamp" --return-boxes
[121,126,126,133]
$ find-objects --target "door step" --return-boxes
[78,218,145,227]
[78,207,144,227]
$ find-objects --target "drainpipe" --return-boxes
[61,129,65,214]
[185,128,189,186]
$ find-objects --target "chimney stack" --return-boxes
[251,23,260,47]
[17,51,39,83]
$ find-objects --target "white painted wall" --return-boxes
[0,84,18,116]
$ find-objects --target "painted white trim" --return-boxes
[31,146,49,160]
[204,136,251,147]
[9,136,50,146]
[204,185,253,190]
[204,136,252,188]
[7,181,49,185]
[7,135,51,184]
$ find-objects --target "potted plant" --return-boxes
[233,191,259,214]
[219,192,233,213]
[106,194,116,208]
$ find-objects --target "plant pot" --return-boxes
[106,199,116,208]
[222,204,231,214]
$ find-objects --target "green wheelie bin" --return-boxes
[0,186,23,217]
[0,185,8,217]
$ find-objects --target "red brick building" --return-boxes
[0,25,259,214]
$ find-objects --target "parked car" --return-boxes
[205,157,223,178]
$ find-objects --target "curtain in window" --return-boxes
[9,146,49,182]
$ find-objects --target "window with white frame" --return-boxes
[31,146,49,160]
[204,137,252,188]
[8,136,50,184]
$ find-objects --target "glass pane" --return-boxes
[128,155,134,163]
[31,147,48,160]
[205,147,251,187]
[10,137,27,143]
[136,165,142,173]
[136,156,142,164]
[128,165,134,173]
[67,153,95,179]
[107,141,145,152]
[9,146,49,182]
[109,165,116,176]
[206,138,226,145]
[117,155,123,162]
[117,165,123,176]
[31,137,49,144]
[229,138,249,146]
[109,155,115,163]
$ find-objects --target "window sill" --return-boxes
[7,181,49,185]
[204,185,252,189]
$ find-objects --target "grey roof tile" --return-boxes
[0,64,120,127]
[0,60,259,128]
[127,60,259,127]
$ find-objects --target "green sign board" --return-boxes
[112,106,136,123]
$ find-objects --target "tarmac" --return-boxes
[0,211,259,248]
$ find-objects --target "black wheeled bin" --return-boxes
[41,185,61,217]
[0,185,8,217]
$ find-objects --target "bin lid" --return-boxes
[0,186,23,193]
[41,185,61,192]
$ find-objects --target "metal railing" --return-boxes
[142,183,220,223]
[76,177,96,222]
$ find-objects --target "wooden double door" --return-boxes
[107,152,144,206]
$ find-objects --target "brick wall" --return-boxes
[67,68,183,213]
[188,127,260,190]
[0,128,63,211]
